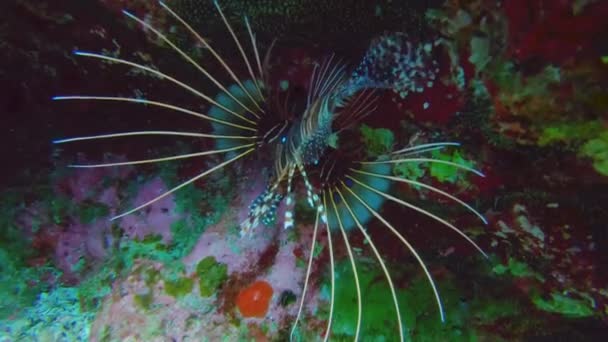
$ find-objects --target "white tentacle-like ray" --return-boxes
[328,190,362,341]
[158,0,265,116]
[66,144,254,168]
[347,174,487,258]
[336,184,404,342]
[306,63,320,109]
[317,61,346,101]
[335,89,378,133]
[122,9,261,121]
[350,168,488,225]
[111,147,254,220]
[310,55,334,104]
[341,175,446,322]
[392,142,461,155]
[52,96,256,132]
[321,193,336,342]
[53,130,255,144]
[360,157,485,177]
[71,51,258,128]
[213,0,265,99]
[393,146,451,156]
[290,211,321,341]
[244,16,264,84]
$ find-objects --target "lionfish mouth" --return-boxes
[53,1,488,340]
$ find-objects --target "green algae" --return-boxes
[76,233,184,312]
[134,292,154,310]
[580,131,608,176]
[538,120,604,146]
[70,145,232,310]
[360,124,395,157]
[532,292,595,317]
[429,149,475,184]
[78,202,110,224]
[493,63,561,101]
[537,120,608,177]
[320,260,476,341]
[0,189,58,319]
[196,256,228,297]
[492,258,597,318]
[99,325,111,342]
[393,160,426,182]
[492,258,540,279]
[314,257,538,341]
[0,248,54,319]
[164,277,195,298]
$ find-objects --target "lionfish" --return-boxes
[53,1,488,340]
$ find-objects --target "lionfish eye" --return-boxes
[280,136,287,144]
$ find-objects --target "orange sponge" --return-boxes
[236,280,273,318]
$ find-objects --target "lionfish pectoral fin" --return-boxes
[290,211,321,341]
[209,80,264,155]
[342,176,446,323]
[159,0,266,115]
[326,162,391,232]
[335,184,405,341]
[334,89,378,133]
[213,0,265,102]
[70,51,258,133]
[113,148,254,221]
[320,192,335,342]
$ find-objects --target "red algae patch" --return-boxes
[236,280,274,318]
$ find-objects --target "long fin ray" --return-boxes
[122,9,260,123]
[392,142,461,155]
[347,174,488,258]
[213,1,265,100]
[321,192,335,342]
[341,177,446,322]
[336,184,404,342]
[68,144,253,168]
[350,168,488,225]
[53,130,254,144]
[360,157,485,177]
[290,211,321,341]
[112,148,253,220]
[52,96,256,132]
[72,51,258,129]
[158,0,265,116]
[328,189,362,341]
